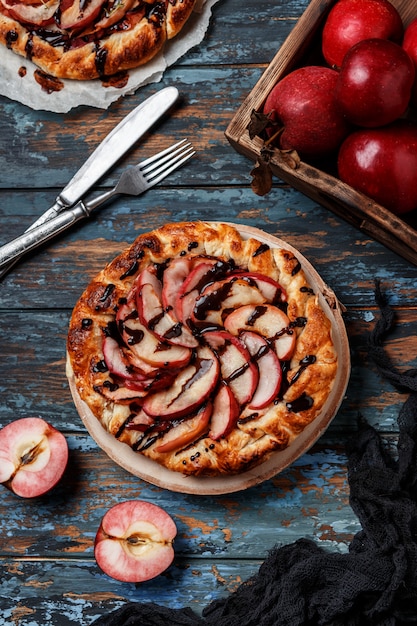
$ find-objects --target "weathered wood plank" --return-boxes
[0,558,262,625]
[0,434,360,560]
[1,187,416,308]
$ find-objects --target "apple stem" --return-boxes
[265,126,284,147]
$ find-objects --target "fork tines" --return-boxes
[140,140,195,184]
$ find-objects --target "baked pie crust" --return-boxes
[0,0,196,80]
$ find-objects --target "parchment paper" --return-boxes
[0,0,220,113]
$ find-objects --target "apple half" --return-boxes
[0,417,68,498]
[94,500,177,583]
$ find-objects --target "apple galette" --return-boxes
[67,221,338,476]
[0,0,196,80]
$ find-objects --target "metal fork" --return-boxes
[0,140,195,273]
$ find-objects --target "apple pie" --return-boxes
[0,0,196,80]
[67,221,338,476]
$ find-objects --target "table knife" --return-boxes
[0,85,179,278]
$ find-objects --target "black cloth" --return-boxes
[93,281,417,626]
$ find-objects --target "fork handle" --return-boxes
[0,201,89,270]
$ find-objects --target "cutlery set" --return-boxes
[0,86,195,277]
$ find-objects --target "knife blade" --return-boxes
[30,85,179,228]
[0,85,179,278]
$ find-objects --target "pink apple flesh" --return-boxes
[142,346,220,420]
[224,304,296,361]
[209,383,240,440]
[240,331,282,409]
[154,402,212,453]
[94,500,176,583]
[202,330,258,406]
[0,417,68,498]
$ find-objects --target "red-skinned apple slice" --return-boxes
[137,282,198,348]
[125,409,155,432]
[202,330,258,406]
[231,271,287,304]
[143,346,219,420]
[94,500,176,583]
[240,331,282,409]
[209,383,240,440]
[82,0,137,33]
[117,300,192,369]
[95,379,148,403]
[174,259,219,324]
[58,0,106,31]
[192,278,266,326]
[224,304,296,361]
[0,417,68,498]
[161,256,193,315]
[154,401,212,453]
[3,0,59,26]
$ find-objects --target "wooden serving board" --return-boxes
[225,0,417,267]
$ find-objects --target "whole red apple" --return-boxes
[322,0,404,68]
[94,500,177,583]
[263,66,350,158]
[337,120,417,215]
[403,17,417,106]
[335,39,415,128]
[0,417,68,498]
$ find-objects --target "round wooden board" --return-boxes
[67,223,351,495]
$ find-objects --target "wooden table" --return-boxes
[1,1,417,623]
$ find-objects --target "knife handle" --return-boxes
[0,202,89,270]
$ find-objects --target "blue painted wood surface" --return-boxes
[1,0,417,623]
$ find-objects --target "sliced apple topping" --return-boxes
[92,251,298,451]
[154,402,212,453]
[135,266,198,348]
[224,303,296,361]
[209,382,240,441]
[202,330,258,406]
[191,277,266,327]
[117,299,192,369]
[239,331,282,409]
[142,346,220,420]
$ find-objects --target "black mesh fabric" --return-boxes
[93,281,417,626]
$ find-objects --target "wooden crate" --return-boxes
[225,0,417,266]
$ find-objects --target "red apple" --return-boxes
[338,120,417,215]
[403,17,417,106]
[335,39,415,128]
[263,66,351,158]
[0,417,68,498]
[94,500,176,583]
[322,0,404,69]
